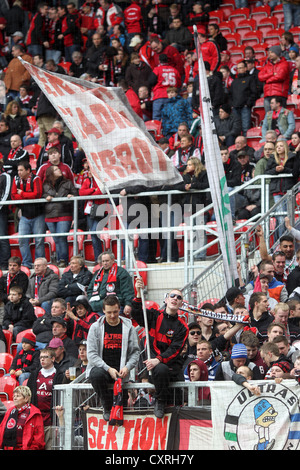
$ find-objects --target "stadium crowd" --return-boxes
[0,0,299,450]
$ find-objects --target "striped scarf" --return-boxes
[16,348,35,371]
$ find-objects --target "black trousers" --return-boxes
[150,362,184,404]
[89,366,128,408]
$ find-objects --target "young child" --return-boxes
[2,286,36,341]
[9,331,40,384]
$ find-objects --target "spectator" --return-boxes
[44,59,66,75]
[65,297,99,346]
[69,51,87,78]
[261,96,295,142]
[214,103,242,148]
[196,340,221,381]
[168,121,191,152]
[186,1,209,35]
[3,100,30,140]
[95,0,124,36]
[215,343,263,380]
[148,54,182,121]
[192,62,225,117]
[186,359,211,402]
[282,0,300,32]
[27,347,64,450]
[2,285,36,341]
[164,17,192,53]
[86,294,139,421]
[26,1,49,57]
[124,0,144,42]
[229,135,255,162]
[112,47,128,84]
[240,330,268,376]
[63,339,88,383]
[57,5,82,62]
[79,1,97,41]
[116,78,143,118]
[149,36,184,77]
[198,33,221,74]
[208,23,228,53]
[34,93,58,148]
[235,150,261,220]
[87,251,135,315]
[11,161,45,269]
[8,330,39,385]
[26,257,59,314]
[57,255,93,305]
[0,385,45,450]
[245,58,264,99]
[49,317,78,361]
[3,134,29,177]
[132,282,187,418]
[220,145,242,219]
[79,167,107,261]
[260,341,293,379]
[171,134,201,172]
[265,140,299,237]
[32,298,70,348]
[37,146,74,184]
[0,119,14,159]
[182,321,202,370]
[0,166,11,270]
[46,6,63,64]
[124,52,152,95]
[161,86,193,139]
[290,55,300,95]
[231,366,261,396]
[229,60,258,136]
[37,127,73,170]
[0,256,29,305]
[138,85,153,121]
[42,165,77,268]
[289,131,300,153]
[258,45,290,112]
[248,291,275,344]
[48,337,76,374]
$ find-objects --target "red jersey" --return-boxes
[152,64,182,99]
[124,2,144,34]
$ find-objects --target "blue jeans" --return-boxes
[273,194,287,240]
[27,44,43,56]
[283,3,300,31]
[46,220,72,264]
[235,0,248,7]
[152,98,168,121]
[87,216,103,261]
[233,106,251,136]
[19,214,46,268]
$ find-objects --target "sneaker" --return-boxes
[154,400,165,419]
[103,407,111,422]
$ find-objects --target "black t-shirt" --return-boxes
[102,320,122,371]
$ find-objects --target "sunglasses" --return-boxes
[169,293,183,300]
[190,330,201,336]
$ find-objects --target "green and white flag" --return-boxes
[193,27,238,289]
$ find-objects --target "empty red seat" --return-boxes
[0,353,13,377]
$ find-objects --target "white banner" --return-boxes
[211,380,300,450]
[194,29,238,290]
[19,59,182,192]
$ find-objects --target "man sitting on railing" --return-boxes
[132,278,189,419]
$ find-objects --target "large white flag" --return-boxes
[193,29,238,289]
[19,59,182,192]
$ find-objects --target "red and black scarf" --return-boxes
[109,378,123,426]
[92,263,118,295]
[2,404,30,449]
[16,348,35,371]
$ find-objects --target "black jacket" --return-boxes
[0,270,29,304]
[2,296,36,331]
[229,72,257,108]
[265,152,299,194]
[57,266,93,300]
[223,157,242,187]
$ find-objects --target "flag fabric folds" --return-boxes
[193,28,238,290]
[19,58,182,192]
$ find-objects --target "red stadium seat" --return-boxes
[57,61,72,73]
[144,301,160,310]
[218,20,235,34]
[0,353,13,377]
[145,120,162,138]
[241,30,263,47]
[0,376,18,401]
[250,5,271,22]
[20,266,31,277]
[34,306,46,318]
[264,28,285,47]
[229,45,245,64]
[224,32,241,46]
[256,16,279,35]
[24,144,41,159]
[2,330,12,354]
[252,43,268,60]
[230,7,250,27]
[236,18,256,37]
[271,4,284,26]
[48,264,60,277]
[246,126,262,138]
[208,9,224,23]
[219,3,235,20]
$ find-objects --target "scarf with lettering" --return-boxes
[92,263,118,295]
[109,378,123,426]
[16,348,35,371]
[2,403,30,449]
